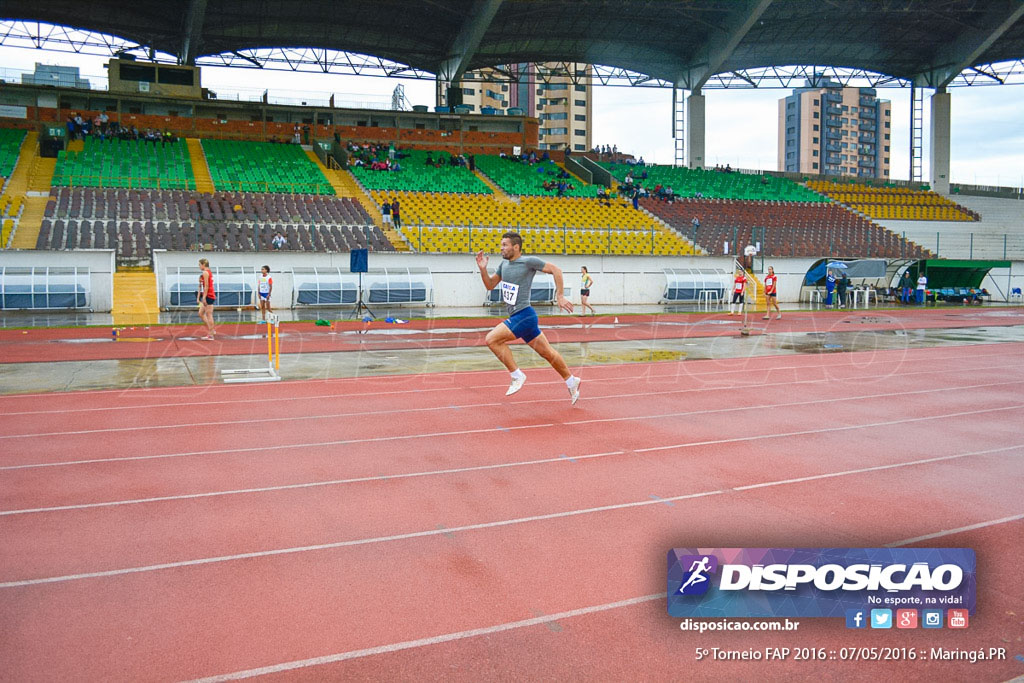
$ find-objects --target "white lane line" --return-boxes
[3,442,1021,589]
[0,488,729,588]
[0,451,627,516]
[887,513,1024,546]
[0,345,1014,417]
[187,593,667,682]
[187,511,1024,681]
[633,405,1023,454]
[2,352,1010,427]
[564,379,1024,426]
[1,367,1019,442]
[4,388,1021,473]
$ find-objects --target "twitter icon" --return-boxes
[870,609,892,629]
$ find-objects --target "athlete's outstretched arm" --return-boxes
[476,251,500,290]
[543,262,573,314]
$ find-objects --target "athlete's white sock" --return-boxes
[511,369,525,380]
[566,375,578,388]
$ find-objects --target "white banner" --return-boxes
[0,105,28,119]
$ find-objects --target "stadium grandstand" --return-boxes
[2,1,1024,681]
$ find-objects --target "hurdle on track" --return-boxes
[221,314,281,383]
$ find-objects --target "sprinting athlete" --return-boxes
[197,258,216,340]
[256,265,273,323]
[476,231,582,403]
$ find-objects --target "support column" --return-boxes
[930,88,951,194]
[686,89,705,169]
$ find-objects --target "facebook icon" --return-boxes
[845,609,867,629]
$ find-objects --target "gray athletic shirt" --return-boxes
[496,255,546,315]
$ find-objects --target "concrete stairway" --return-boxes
[6,132,55,249]
[112,269,160,326]
[186,139,215,193]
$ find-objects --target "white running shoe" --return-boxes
[568,376,581,405]
[506,374,526,396]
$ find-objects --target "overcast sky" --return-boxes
[3,45,1022,188]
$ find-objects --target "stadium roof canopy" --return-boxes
[3,0,1024,89]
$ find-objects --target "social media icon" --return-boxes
[896,609,918,628]
[947,609,969,629]
[870,609,892,629]
[845,609,867,629]
[922,609,943,628]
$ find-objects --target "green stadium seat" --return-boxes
[51,138,197,190]
[350,149,491,194]
[201,139,334,195]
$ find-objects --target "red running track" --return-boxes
[1,306,1022,363]
[0,343,1023,681]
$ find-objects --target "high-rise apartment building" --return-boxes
[778,79,891,179]
[442,63,593,152]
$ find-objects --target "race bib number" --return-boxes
[500,281,520,306]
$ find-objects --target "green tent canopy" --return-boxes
[909,260,1010,289]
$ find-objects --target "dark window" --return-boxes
[813,150,819,157]
[157,67,194,86]
[575,99,586,106]
[884,133,890,140]
[574,144,585,151]
[813,99,819,105]
[120,63,156,82]
[574,129,586,136]
[813,162,819,169]
[128,106,142,114]
[574,114,585,121]
[813,112,819,119]
[884,145,890,152]
[812,137,818,143]
[463,88,475,95]
[415,123,425,129]
[885,121,890,128]
[813,124,819,131]
[575,85,586,92]
[786,127,795,134]
[787,102,795,109]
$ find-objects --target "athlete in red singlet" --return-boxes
[198,257,216,340]
[762,266,781,320]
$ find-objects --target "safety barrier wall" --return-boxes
[0,249,114,310]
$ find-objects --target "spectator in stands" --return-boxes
[99,111,109,134]
[900,270,912,305]
[425,152,435,167]
[624,172,634,187]
[691,216,700,233]
[381,200,392,226]
[292,124,301,145]
[66,115,77,141]
[762,266,781,320]
[391,199,401,229]
[836,271,849,309]
[631,186,640,211]
[916,271,928,305]
[272,232,286,250]
[468,154,476,172]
